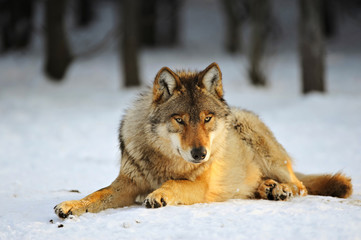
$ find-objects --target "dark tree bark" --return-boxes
[156,0,179,46]
[44,0,72,81]
[138,0,180,47]
[74,0,94,27]
[0,0,34,52]
[120,0,140,87]
[321,0,336,38]
[247,0,271,86]
[299,0,325,94]
[221,0,247,53]
[140,0,157,46]
[167,0,179,46]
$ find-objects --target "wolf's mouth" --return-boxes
[190,159,203,164]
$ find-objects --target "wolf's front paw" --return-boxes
[144,190,173,208]
[54,200,85,218]
[257,179,293,201]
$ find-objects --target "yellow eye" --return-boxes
[175,118,184,124]
[205,116,212,123]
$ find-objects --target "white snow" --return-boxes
[1,0,361,239]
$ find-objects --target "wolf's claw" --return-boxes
[258,179,293,201]
[54,200,85,218]
[54,205,72,219]
[144,197,167,208]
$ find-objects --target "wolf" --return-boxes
[54,62,352,218]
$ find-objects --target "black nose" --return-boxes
[191,147,207,161]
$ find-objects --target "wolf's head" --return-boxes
[150,63,230,164]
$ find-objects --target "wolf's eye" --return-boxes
[205,116,212,123]
[175,118,184,124]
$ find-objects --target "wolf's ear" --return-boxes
[199,62,223,99]
[153,67,180,103]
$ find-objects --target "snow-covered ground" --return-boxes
[1,0,361,239]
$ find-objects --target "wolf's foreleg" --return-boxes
[144,178,209,208]
[54,174,141,218]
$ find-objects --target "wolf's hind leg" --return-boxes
[54,174,141,218]
[256,179,294,201]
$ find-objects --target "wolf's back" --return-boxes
[295,172,352,198]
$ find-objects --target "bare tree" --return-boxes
[74,0,94,27]
[322,0,336,38]
[156,0,179,46]
[221,0,247,53]
[139,0,179,47]
[299,0,325,94]
[247,0,271,86]
[44,0,73,81]
[140,0,157,46]
[0,0,34,52]
[119,0,140,87]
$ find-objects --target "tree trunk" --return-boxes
[221,0,244,53]
[167,0,179,46]
[321,0,336,38]
[299,0,325,94]
[248,0,271,86]
[156,0,179,46]
[44,0,72,81]
[140,0,156,46]
[1,0,34,52]
[75,0,94,27]
[119,0,140,87]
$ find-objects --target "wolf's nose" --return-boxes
[191,147,207,161]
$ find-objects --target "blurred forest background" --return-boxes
[0,0,360,93]
[1,4,361,237]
